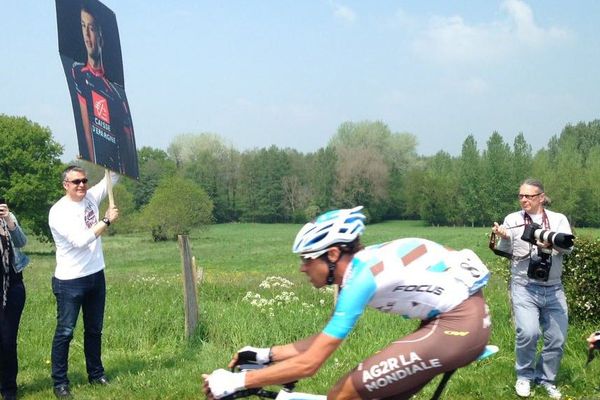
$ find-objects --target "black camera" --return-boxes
[521,223,575,249]
[527,249,552,281]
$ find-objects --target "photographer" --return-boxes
[491,178,573,399]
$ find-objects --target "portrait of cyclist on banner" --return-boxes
[204,206,492,400]
[57,0,139,179]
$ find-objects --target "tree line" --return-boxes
[2,114,599,240]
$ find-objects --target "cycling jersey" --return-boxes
[72,62,139,178]
[323,238,490,339]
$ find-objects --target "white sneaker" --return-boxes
[541,382,562,399]
[515,379,531,397]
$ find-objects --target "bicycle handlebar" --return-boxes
[220,388,280,400]
[217,360,296,400]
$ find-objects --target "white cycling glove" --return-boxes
[237,346,271,364]
[207,369,247,399]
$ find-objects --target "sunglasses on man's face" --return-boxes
[517,193,542,200]
[65,178,89,186]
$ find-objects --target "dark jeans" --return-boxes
[0,277,25,398]
[51,270,106,387]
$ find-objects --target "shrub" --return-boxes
[141,176,214,241]
[562,235,600,323]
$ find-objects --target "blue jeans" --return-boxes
[51,270,106,387]
[510,280,568,384]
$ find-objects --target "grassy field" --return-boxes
[14,221,600,399]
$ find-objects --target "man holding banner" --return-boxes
[48,166,118,398]
[53,1,136,396]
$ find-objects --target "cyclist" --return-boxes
[203,206,492,400]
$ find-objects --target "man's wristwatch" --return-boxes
[102,217,111,226]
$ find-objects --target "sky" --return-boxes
[1,0,599,161]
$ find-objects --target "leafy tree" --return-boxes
[542,135,583,224]
[328,120,417,221]
[141,176,213,241]
[307,146,337,213]
[457,135,482,226]
[333,145,389,221]
[401,160,427,220]
[557,120,600,164]
[128,147,177,210]
[237,146,290,222]
[0,115,64,239]
[511,133,533,185]
[170,134,240,222]
[418,151,459,225]
[385,133,418,219]
[481,132,514,224]
[579,146,600,226]
[278,149,313,222]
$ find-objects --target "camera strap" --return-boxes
[488,222,526,259]
[523,210,550,230]
[488,232,512,259]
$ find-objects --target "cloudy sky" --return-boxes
[1,0,598,160]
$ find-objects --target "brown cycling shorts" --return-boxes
[349,292,491,400]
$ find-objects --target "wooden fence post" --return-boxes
[178,234,199,339]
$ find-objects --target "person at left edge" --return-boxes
[48,166,119,398]
[0,200,29,400]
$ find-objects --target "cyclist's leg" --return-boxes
[335,292,490,400]
[328,374,361,400]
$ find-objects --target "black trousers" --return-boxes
[0,277,25,397]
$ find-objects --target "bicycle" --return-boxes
[218,345,499,400]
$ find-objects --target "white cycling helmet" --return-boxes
[292,206,366,259]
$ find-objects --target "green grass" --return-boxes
[14,222,600,399]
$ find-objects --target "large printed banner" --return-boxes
[56,0,139,179]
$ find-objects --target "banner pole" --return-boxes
[105,169,115,208]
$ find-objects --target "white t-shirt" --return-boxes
[49,174,117,280]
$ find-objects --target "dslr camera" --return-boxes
[521,223,575,282]
[521,223,575,249]
[526,247,552,281]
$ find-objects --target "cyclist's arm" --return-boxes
[245,333,342,388]
[270,334,320,362]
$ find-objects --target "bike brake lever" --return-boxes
[236,363,264,371]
